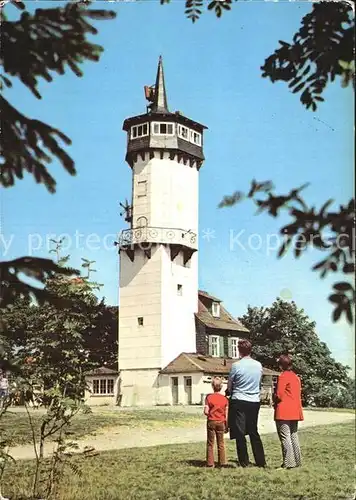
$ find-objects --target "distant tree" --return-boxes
[1,249,118,499]
[240,298,351,406]
[310,377,355,409]
[0,0,116,309]
[335,377,355,409]
[1,250,118,371]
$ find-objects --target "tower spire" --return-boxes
[150,56,169,114]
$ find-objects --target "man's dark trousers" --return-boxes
[229,398,266,467]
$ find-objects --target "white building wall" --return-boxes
[119,246,162,370]
[84,376,118,406]
[156,373,227,406]
[161,248,198,368]
[119,369,160,407]
[132,153,199,232]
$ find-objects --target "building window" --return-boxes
[190,130,201,146]
[152,122,174,135]
[138,317,144,326]
[177,284,183,296]
[92,378,114,395]
[229,338,239,359]
[137,180,147,197]
[212,302,220,318]
[209,336,220,357]
[131,123,149,139]
[178,124,189,141]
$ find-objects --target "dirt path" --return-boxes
[10,409,354,461]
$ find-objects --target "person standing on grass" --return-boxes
[274,354,304,470]
[204,376,228,468]
[227,339,267,468]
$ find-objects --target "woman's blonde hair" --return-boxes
[211,377,223,392]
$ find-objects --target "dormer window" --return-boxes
[190,130,201,146]
[131,123,149,139]
[212,302,220,318]
[152,122,174,135]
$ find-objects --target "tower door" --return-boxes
[184,376,192,405]
[171,377,179,405]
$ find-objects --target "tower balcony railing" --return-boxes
[119,226,197,250]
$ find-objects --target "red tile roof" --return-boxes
[197,290,249,333]
[86,366,119,376]
[160,353,279,376]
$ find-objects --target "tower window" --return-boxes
[137,180,147,197]
[178,125,189,141]
[152,122,174,136]
[137,317,144,326]
[177,284,183,296]
[190,130,201,146]
[131,123,149,139]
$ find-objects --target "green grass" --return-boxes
[3,423,355,500]
[0,409,201,446]
[306,407,355,414]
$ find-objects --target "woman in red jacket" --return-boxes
[274,354,304,469]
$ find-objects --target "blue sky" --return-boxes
[2,1,354,372]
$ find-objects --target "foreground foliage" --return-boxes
[3,423,355,500]
[220,182,355,325]
[0,0,116,313]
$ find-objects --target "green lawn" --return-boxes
[0,409,201,446]
[3,423,355,500]
[306,407,355,414]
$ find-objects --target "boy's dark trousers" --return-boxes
[206,420,226,467]
[229,399,266,467]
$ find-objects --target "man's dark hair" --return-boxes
[278,354,293,371]
[238,339,252,357]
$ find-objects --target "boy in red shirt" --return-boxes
[204,377,228,467]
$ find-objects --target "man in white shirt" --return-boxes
[227,339,266,468]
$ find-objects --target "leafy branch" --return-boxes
[0,1,116,192]
[219,182,355,324]
[261,2,354,111]
[161,0,234,23]
[1,95,75,192]
[0,257,78,308]
[1,1,116,99]
[160,1,354,110]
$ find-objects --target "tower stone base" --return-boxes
[118,369,171,406]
